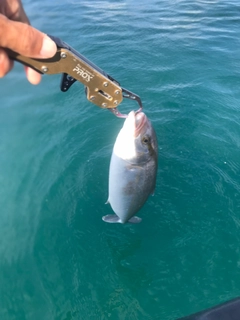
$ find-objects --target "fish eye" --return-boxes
[142,136,150,144]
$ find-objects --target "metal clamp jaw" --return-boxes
[6,35,143,117]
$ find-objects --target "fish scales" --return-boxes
[102,111,158,224]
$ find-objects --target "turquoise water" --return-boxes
[1,0,240,319]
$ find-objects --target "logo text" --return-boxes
[73,65,93,82]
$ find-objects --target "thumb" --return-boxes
[0,14,57,58]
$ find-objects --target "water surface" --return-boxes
[1,0,240,319]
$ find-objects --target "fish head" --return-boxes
[114,111,158,164]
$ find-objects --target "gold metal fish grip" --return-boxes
[122,87,143,112]
[7,48,123,110]
[6,35,142,116]
[57,46,124,109]
[83,74,123,109]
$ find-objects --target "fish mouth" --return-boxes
[123,111,147,137]
[134,112,147,137]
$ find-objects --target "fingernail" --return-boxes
[40,37,57,58]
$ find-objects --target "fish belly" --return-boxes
[108,152,149,223]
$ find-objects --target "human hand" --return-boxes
[0,0,57,84]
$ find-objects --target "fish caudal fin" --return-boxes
[128,216,142,224]
[102,214,122,223]
[102,215,142,224]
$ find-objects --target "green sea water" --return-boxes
[1,0,240,319]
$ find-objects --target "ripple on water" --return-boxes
[1,0,240,318]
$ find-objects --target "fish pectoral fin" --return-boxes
[105,198,110,205]
[102,214,122,223]
[127,216,142,224]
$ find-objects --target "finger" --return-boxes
[24,66,42,85]
[14,4,30,24]
[0,48,13,77]
[0,14,57,59]
[1,0,30,24]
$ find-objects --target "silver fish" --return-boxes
[102,110,158,224]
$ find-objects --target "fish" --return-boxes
[102,110,158,224]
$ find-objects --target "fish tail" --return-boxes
[102,215,142,224]
[127,216,142,224]
[102,214,122,223]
